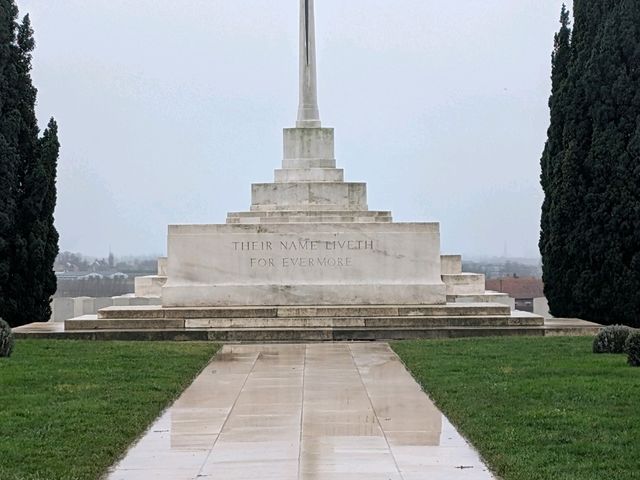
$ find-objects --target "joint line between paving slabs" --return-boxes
[297,344,308,480]
[196,348,261,478]
[347,343,406,480]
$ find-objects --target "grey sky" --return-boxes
[18,0,569,259]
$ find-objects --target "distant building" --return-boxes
[485,277,544,313]
[55,271,128,281]
[107,272,129,280]
[463,260,542,280]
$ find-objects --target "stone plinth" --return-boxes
[283,128,335,168]
[251,182,367,211]
[134,275,167,298]
[441,255,462,275]
[157,257,168,276]
[67,302,544,333]
[163,222,445,307]
[442,273,485,296]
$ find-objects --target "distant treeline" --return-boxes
[55,278,135,298]
[462,261,542,280]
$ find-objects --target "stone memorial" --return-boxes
[66,0,543,339]
[163,0,444,307]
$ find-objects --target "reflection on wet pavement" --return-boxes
[107,343,495,480]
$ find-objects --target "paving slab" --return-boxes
[107,343,496,480]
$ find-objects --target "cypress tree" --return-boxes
[541,0,640,327]
[0,6,59,327]
[540,5,573,317]
[0,0,20,321]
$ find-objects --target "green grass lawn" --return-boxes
[392,337,640,480]
[0,340,220,480]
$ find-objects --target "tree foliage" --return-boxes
[540,1,640,327]
[0,2,59,327]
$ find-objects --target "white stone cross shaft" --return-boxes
[297,0,321,128]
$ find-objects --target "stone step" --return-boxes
[69,310,542,331]
[442,273,486,296]
[15,323,602,342]
[226,210,393,224]
[97,303,513,320]
[450,291,515,309]
[249,203,369,212]
[282,158,337,169]
[274,168,344,183]
[67,315,542,331]
[227,214,393,224]
[251,182,367,211]
[227,210,392,219]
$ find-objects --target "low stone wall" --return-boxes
[533,297,552,318]
[50,296,162,322]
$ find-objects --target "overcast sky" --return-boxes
[18,0,569,259]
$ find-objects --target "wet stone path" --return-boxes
[107,343,495,480]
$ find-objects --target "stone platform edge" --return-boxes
[97,303,514,319]
[14,320,603,342]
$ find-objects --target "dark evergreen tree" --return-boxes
[40,120,60,321]
[0,6,59,327]
[541,0,640,327]
[0,0,21,322]
[540,5,573,317]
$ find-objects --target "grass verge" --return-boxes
[392,336,640,480]
[0,340,220,480]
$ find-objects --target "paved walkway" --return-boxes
[107,344,495,480]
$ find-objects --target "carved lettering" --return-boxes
[233,241,273,251]
[281,257,353,268]
[238,237,372,269]
[250,258,275,268]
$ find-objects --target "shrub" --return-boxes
[625,331,640,367]
[0,318,14,358]
[592,325,632,354]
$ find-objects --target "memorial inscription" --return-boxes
[233,237,375,269]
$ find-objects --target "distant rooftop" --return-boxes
[486,277,544,299]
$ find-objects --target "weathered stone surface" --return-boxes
[157,257,168,276]
[226,209,392,225]
[134,275,167,298]
[442,273,486,295]
[180,315,541,329]
[85,302,543,331]
[73,297,93,317]
[251,182,367,211]
[164,307,278,319]
[98,306,166,320]
[534,297,552,318]
[440,255,462,275]
[399,303,510,316]
[17,316,601,341]
[66,316,184,331]
[99,303,513,320]
[275,168,344,183]
[51,298,75,322]
[283,128,334,167]
[277,306,400,318]
[451,291,515,309]
[164,223,445,307]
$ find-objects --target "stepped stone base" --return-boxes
[63,303,544,339]
[17,316,601,342]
